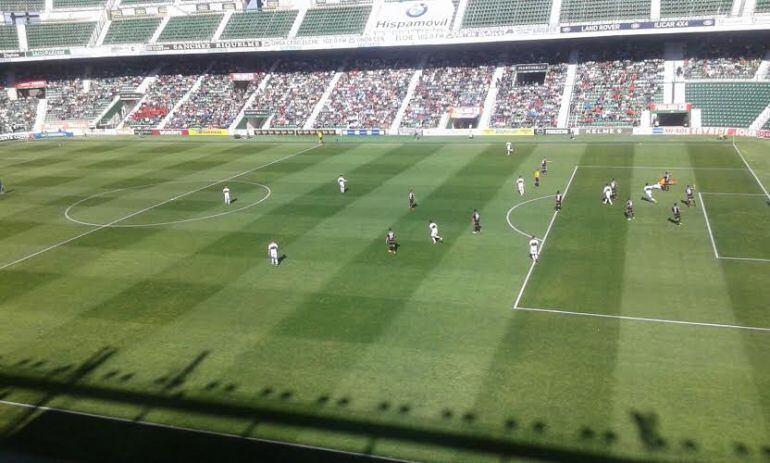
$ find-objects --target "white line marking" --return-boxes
[505,195,554,240]
[719,256,770,263]
[700,192,768,197]
[578,165,746,171]
[0,144,319,272]
[512,166,578,309]
[64,180,271,228]
[0,399,416,463]
[699,192,720,259]
[513,307,770,332]
[732,138,770,200]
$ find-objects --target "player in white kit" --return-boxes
[267,241,279,266]
[428,220,443,244]
[643,183,658,203]
[337,175,346,193]
[506,142,513,156]
[516,176,525,196]
[223,186,231,205]
[529,236,540,263]
[602,184,613,205]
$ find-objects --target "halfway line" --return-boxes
[0,144,319,272]
[513,306,770,332]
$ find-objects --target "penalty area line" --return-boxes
[0,144,320,272]
[699,192,719,259]
[732,138,770,200]
[512,165,578,309]
[0,399,416,463]
[513,306,770,332]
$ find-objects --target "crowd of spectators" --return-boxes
[47,66,146,122]
[571,46,663,126]
[314,58,415,129]
[491,63,567,128]
[400,54,494,128]
[0,91,38,133]
[251,60,336,128]
[683,40,766,79]
[168,61,265,129]
[128,62,207,127]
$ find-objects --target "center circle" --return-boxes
[64,180,271,228]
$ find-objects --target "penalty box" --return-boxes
[700,192,770,262]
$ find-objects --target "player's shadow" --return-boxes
[278,254,287,264]
[666,218,679,225]
[230,198,238,204]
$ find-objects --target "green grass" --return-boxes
[0,136,768,462]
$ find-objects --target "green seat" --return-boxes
[157,14,222,42]
[462,0,551,28]
[687,82,770,127]
[757,0,770,13]
[660,0,732,17]
[103,17,162,44]
[296,5,371,36]
[0,25,19,50]
[53,0,103,9]
[26,22,96,48]
[221,10,297,39]
[0,0,44,11]
[560,0,650,22]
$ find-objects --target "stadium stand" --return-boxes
[128,62,208,127]
[461,0,551,28]
[660,0,732,17]
[315,57,416,129]
[0,92,38,133]
[0,25,19,50]
[559,0,651,23]
[157,14,222,43]
[683,40,766,79]
[220,10,297,40]
[296,5,371,36]
[119,0,170,4]
[103,17,162,45]
[0,0,44,10]
[687,82,770,127]
[250,59,336,128]
[53,0,104,9]
[26,22,96,49]
[47,65,147,123]
[401,53,494,128]
[491,62,567,128]
[757,0,770,13]
[167,60,265,129]
[570,46,663,126]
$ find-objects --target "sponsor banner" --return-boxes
[146,40,261,52]
[188,128,228,136]
[479,128,535,136]
[230,72,258,81]
[133,128,153,136]
[2,49,69,59]
[0,132,29,141]
[757,129,770,139]
[561,18,715,33]
[450,106,481,118]
[344,129,383,136]
[33,130,74,139]
[579,127,633,135]
[15,80,46,89]
[249,129,335,136]
[243,109,271,117]
[639,127,760,137]
[154,129,189,136]
[650,102,692,112]
[514,63,548,72]
[372,0,455,32]
[1,51,25,59]
[119,92,144,100]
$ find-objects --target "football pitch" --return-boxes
[0,136,768,462]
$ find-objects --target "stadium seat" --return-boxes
[756,0,770,13]
[118,0,170,4]
[220,10,297,40]
[103,17,162,44]
[0,0,44,11]
[26,22,96,49]
[157,14,223,42]
[687,82,770,127]
[52,0,104,9]
[461,0,551,28]
[560,0,651,23]
[660,0,732,17]
[296,5,371,36]
[0,25,19,50]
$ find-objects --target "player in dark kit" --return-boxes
[671,202,681,226]
[471,209,481,234]
[555,190,563,211]
[385,228,398,254]
[540,159,548,175]
[625,198,635,220]
[684,184,696,207]
[610,178,618,200]
[408,188,416,211]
